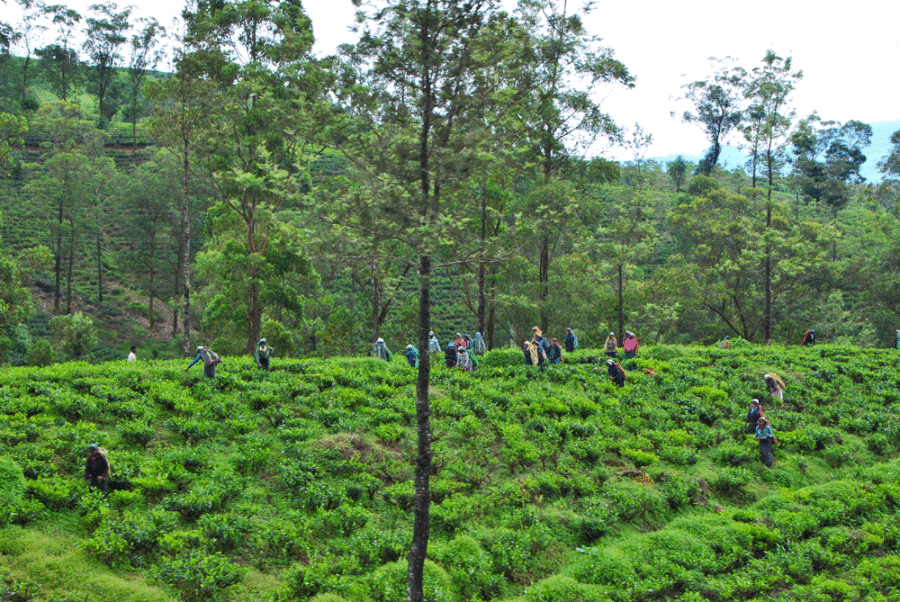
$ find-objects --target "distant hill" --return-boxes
[653,120,899,184]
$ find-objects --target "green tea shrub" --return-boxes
[0,497,44,526]
[167,416,220,445]
[576,502,617,544]
[150,551,247,602]
[524,574,605,602]
[619,447,658,467]
[25,475,79,510]
[712,467,752,498]
[322,504,370,537]
[866,432,891,456]
[198,512,252,553]
[0,456,25,504]
[571,546,636,586]
[340,528,405,567]
[120,419,154,447]
[657,472,702,510]
[431,534,503,601]
[382,481,414,512]
[162,475,245,520]
[83,509,178,567]
[602,479,668,527]
[715,442,753,466]
[479,348,524,368]
[255,514,312,559]
[367,559,456,602]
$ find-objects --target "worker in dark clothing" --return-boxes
[84,444,109,496]
[801,329,816,346]
[187,346,221,378]
[564,328,578,352]
[754,417,777,467]
[547,338,562,365]
[607,359,625,387]
[444,341,458,369]
[746,399,763,434]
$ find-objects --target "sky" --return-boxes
[8,0,900,171]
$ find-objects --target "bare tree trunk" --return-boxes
[408,253,432,602]
[66,221,75,314]
[54,204,64,313]
[181,147,192,358]
[539,234,550,332]
[96,230,103,303]
[617,263,624,340]
[486,265,497,350]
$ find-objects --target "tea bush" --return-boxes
[4,346,900,601]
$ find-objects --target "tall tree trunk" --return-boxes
[408,253,432,602]
[539,235,550,332]
[172,235,182,337]
[181,146,192,358]
[54,204,64,313]
[477,175,487,334]
[149,233,157,330]
[66,221,75,314]
[617,263,624,340]
[486,265,497,350]
[96,230,103,303]
[764,167,773,344]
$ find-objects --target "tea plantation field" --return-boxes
[1,344,900,601]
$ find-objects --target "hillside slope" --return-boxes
[1,344,899,601]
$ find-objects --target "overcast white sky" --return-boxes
[9,0,900,164]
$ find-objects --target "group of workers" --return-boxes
[743,372,788,467]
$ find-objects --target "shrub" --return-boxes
[525,574,605,602]
[120,419,155,447]
[432,534,503,601]
[603,479,668,527]
[27,339,55,366]
[0,456,25,504]
[713,467,752,498]
[150,551,247,602]
[367,559,456,602]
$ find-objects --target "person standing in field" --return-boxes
[754,417,777,467]
[404,344,420,368]
[84,444,109,496]
[254,339,273,371]
[604,332,618,358]
[564,328,578,352]
[456,346,473,372]
[746,399,763,434]
[445,341,458,369]
[623,331,639,360]
[127,346,137,362]
[428,331,441,354]
[372,338,392,362]
[547,338,562,365]
[523,340,536,366]
[472,332,487,355]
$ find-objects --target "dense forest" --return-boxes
[1,0,898,365]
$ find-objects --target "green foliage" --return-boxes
[150,551,246,601]
[50,313,99,359]
[0,347,898,601]
[0,456,25,504]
